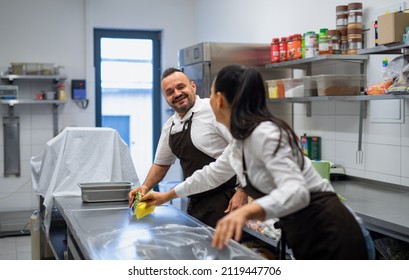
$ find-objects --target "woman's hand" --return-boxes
[212,203,265,249]
[212,209,247,249]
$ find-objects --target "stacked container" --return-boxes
[347,2,363,54]
[336,5,348,54]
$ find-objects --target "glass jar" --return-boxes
[304,32,318,58]
[319,35,332,55]
[348,2,363,28]
[327,30,341,54]
[336,5,348,28]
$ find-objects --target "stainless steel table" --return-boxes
[52,196,264,260]
[332,177,409,243]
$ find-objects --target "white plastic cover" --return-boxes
[30,127,140,235]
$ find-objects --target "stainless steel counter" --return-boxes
[53,196,264,260]
[332,177,409,243]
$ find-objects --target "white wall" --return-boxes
[0,0,197,212]
[0,0,408,214]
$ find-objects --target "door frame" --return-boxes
[93,28,162,156]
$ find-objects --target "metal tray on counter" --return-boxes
[78,181,133,203]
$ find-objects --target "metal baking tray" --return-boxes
[78,181,133,203]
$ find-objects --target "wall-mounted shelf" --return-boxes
[0,99,66,106]
[0,74,67,82]
[265,54,368,71]
[358,43,409,55]
[267,93,409,103]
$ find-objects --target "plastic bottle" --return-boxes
[279,37,288,62]
[292,34,302,59]
[270,38,280,63]
[287,35,293,60]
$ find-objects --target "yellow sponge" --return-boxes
[134,201,155,219]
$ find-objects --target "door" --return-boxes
[94,29,161,181]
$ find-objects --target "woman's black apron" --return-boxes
[168,113,236,228]
[242,152,368,260]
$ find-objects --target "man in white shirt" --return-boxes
[129,67,247,228]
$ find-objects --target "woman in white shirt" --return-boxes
[141,65,371,260]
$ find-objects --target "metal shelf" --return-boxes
[265,54,368,70]
[0,99,66,105]
[267,93,409,103]
[358,43,409,55]
[0,74,67,82]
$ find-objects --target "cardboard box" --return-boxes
[377,12,409,45]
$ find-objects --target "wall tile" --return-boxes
[335,101,360,115]
[334,140,365,170]
[0,191,34,212]
[402,115,409,147]
[31,128,54,145]
[365,120,401,146]
[311,101,336,115]
[309,115,336,140]
[401,146,409,178]
[320,139,336,162]
[335,115,361,142]
[365,143,400,176]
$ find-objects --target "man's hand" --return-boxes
[128,185,149,208]
[224,188,248,213]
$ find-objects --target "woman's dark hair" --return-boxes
[214,64,305,169]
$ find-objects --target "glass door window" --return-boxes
[94,29,161,181]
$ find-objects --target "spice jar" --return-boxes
[348,2,363,28]
[347,38,362,54]
[292,34,302,59]
[336,5,348,28]
[304,31,318,58]
[270,38,280,63]
[319,34,332,55]
[327,30,341,54]
[287,35,293,60]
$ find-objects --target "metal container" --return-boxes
[79,182,133,202]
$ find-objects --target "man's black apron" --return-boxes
[242,152,368,260]
[169,113,236,228]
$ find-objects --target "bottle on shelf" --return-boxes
[270,38,280,63]
[57,84,67,101]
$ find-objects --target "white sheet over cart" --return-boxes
[30,127,140,235]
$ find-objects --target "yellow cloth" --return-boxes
[134,202,155,219]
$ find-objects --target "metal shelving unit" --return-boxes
[358,42,409,55]
[266,54,368,72]
[0,74,67,82]
[1,73,67,177]
[0,73,67,137]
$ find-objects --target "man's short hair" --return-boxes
[161,67,185,80]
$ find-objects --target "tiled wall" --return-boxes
[293,98,409,187]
